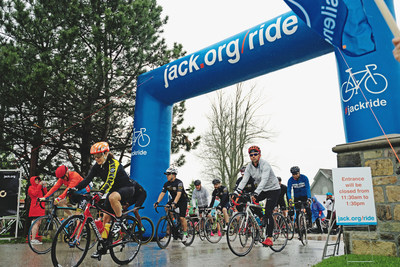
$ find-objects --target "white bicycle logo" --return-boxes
[133,128,150,147]
[341,64,388,103]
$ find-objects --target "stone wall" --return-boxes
[332,134,400,257]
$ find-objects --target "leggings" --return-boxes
[256,189,280,237]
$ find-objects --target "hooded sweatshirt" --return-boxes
[28,176,48,217]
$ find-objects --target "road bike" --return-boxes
[154,204,195,248]
[28,199,98,254]
[191,207,211,241]
[227,193,288,256]
[288,200,310,246]
[204,207,226,243]
[51,192,142,266]
[340,64,387,102]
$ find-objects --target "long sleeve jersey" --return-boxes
[287,174,311,200]
[191,186,209,207]
[237,158,280,195]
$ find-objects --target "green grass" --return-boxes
[314,255,400,267]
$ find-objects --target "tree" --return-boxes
[0,0,186,178]
[200,83,274,191]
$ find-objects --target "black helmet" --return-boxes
[290,166,300,174]
[212,179,221,185]
[194,180,201,186]
[277,176,282,182]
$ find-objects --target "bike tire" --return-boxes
[138,216,154,245]
[299,213,308,246]
[269,213,289,252]
[109,215,142,265]
[226,212,255,257]
[205,217,223,243]
[28,215,58,254]
[155,216,172,249]
[183,217,195,246]
[286,217,294,241]
[51,215,90,267]
[365,73,387,94]
[198,217,206,241]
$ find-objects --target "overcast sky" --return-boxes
[157,0,400,191]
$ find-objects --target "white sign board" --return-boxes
[332,167,377,225]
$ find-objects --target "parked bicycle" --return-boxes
[28,199,97,254]
[51,192,142,266]
[154,204,195,248]
[227,193,288,256]
[0,209,25,237]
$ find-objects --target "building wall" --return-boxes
[333,135,400,256]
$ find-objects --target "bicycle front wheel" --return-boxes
[198,217,206,241]
[155,216,172,249]
[28,215,58,254]
[226,212,255,257]
[183,217,195,246]
[286,217,295,240]
[205,217,223,243]
[269,213,289,252]
[51,215,90,267]
[137,216,154,245]
[110,215,142,265]
[299,213,308,246]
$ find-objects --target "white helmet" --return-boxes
[164,166,178,175]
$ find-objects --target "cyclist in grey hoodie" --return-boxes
[235,145,280,247]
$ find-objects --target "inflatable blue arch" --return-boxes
[130,0,400,223]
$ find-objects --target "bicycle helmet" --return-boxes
[212,179,221,185]
[90,141,110,154]
[194,180,201,186]
[290,166,300,174]
[55,165,68,179]
[248,145,261,154]
[326,192,333,196]
[164,166,178,175]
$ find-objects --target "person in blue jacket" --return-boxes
[310,196,325,234]
[287,166,312,227]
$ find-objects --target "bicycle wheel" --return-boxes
[155,216,172,249]
[136,216,154,245]
[205,217,223,243]
[28,215,59,254]
[110,215,142,265]
[286,217,294,240]
[269,213,288,252]
[198,217,206,241]
[51,215,90,267]
[183,217,195,246]
[227,216,239,242]
[226,212,255,257]
[298,213,308,246]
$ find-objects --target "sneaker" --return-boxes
[91,251,100,259]
[218,231,222,237]
[182,233,188,243]
[262,237,273,247]
[31,239,42,245]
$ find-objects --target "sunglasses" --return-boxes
[249,153,259,157]
[92,153,104,159]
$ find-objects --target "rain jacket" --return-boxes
[43,171,89,200]
[310,196,325,223]
[28,176,48,217]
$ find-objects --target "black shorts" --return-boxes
[168,199,187,218]
[104,186,147,214]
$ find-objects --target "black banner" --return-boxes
[0,170,20,217]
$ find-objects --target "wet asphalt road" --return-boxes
[0,234,343,267]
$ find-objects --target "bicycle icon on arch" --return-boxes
[132,128,150,147]
[341,64,388,103]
